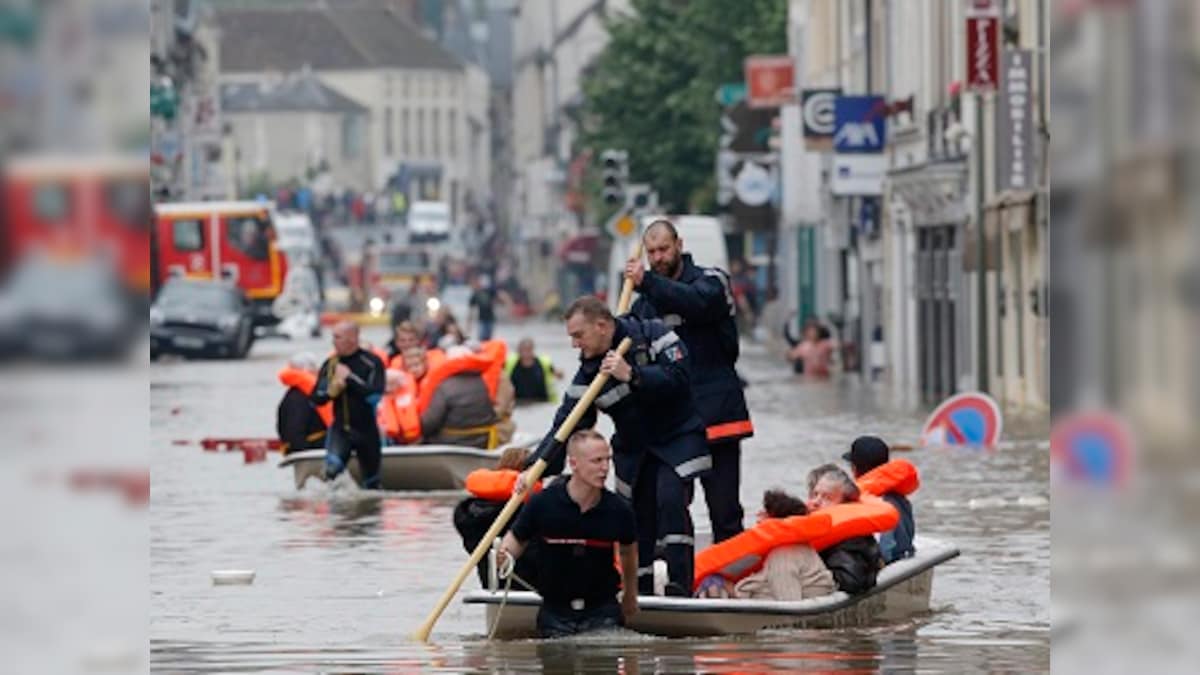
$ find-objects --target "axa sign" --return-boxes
[833,95,887,154]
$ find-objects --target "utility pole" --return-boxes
[975,92,989,394]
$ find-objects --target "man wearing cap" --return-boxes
[844,436,915,563]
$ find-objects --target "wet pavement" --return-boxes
[150,320,1049,673]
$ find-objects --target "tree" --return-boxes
[579,0,786,213]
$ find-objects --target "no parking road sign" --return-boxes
[1050,411,1134,487]
[921,391,1003,448]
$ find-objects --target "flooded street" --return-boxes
[150,321,1048,673]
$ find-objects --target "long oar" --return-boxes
[414,255,642,643]
[615,241,644,315]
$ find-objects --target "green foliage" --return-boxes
[579,0,786,213]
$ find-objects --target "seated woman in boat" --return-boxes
[807,464,884,595]
[696,489,835,601]
[404,344,503,448]
[453,447,542,590]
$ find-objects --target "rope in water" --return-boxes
[487,554,533,641]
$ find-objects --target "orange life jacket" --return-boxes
[464,468,543,502]
[693,495,899,589]
[856,459,920,497]
[377,369,422,444]
[277,367,333,427]
[415,341,507,414]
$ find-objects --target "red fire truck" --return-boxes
[1,155,151,298]
[152,201,288,324]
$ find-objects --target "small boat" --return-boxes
[463,536,959,638]
[279,434,538,491]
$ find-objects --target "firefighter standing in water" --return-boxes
[312,321,386,488]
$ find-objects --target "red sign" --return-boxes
[745,56,795,109]
[966,16,1000,92]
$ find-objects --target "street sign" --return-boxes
[801,88,841,151]
[1050,411,1133,487]
[831,155,886,196]
[920,391,1003,448]
[833,95,887,154]
[965,0,1001,93]
[608,212,637,239]
[744,55,795,109]
[996,49,1035,191]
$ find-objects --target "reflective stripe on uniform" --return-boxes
[658,534,694,546]
[674,455,713,478]
[706,419,754,441]
[704,268,736,316]
[637,565,655,577]
[595,383,632,409]
[662,313,683,327]
[565,384,588,399]
[649,331,681,358]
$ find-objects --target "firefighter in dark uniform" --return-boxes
[499,430,638,637]
[520,295,710,596]
[312,321,386,488]
[628,219,754,544]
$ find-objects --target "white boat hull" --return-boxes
[278,435,536,491]
[463,536,959,638]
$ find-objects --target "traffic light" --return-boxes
[600,149,628,205]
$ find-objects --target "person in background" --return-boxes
[844,436,915,563]
[504,337,563,403]
[467,274,507,341]
[788,321,838,377]
[806,464,882,594]
[385,321,421,364]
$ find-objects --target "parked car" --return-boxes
[0,254,138,362]
[150,278,256,359]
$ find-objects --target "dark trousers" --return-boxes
[699,439,744,543]
[536,600,623,638]
[633,454,694,595]
[324,425,382,489]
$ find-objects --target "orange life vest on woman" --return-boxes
[464,468,543,501]
[415,341,507,414]
[693,495,899,590]
[277,367,333,428]
[377,369,422,444]
[856,459,920,497]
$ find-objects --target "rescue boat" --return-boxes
[278,433,538,491]
[462,535,959,638]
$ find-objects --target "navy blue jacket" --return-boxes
[631,254,752,442]
[879,492,916,563]
[529,315,710,499]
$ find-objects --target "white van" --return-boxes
[408,200,451,242]
[606,214,729,311]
